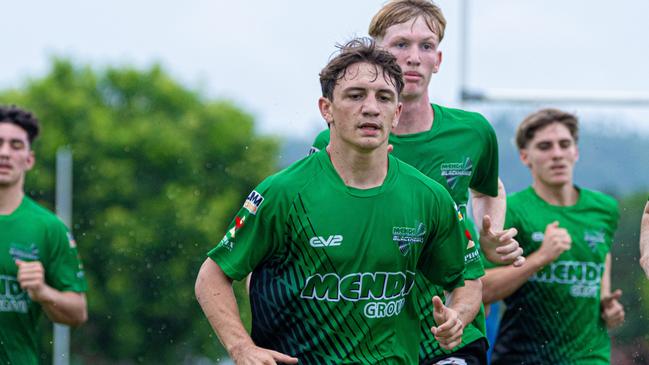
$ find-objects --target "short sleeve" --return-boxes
[469,117,499,197]
[418,189,466,291]
[208,178,283,280]
[309,129,330,156]
[44,221,87,293]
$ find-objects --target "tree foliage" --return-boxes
[1,59,279,363]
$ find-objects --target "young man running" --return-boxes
[0,106,88,364]
[483,108,625,364]
[310,1,523,363]
[196,38,472,364]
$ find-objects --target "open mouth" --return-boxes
[358,122,381,132]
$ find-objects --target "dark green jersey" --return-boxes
[311,104,499,361]
[208,151,467,364]
[0,197,87,365]
[492,187,618,365]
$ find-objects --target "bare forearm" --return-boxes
[482,254,545,304]
[445,279,482,326]
[38,288,87,326]
[195,259,253,355]
[601,254,612,297]
[640,204,649,258]
[471,179,506,232]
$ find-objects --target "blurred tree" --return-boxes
[611,192,649,350]
[0,59,279,363]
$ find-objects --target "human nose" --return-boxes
[361,95,380,116]
[0,141,9,156]
[549,144,564,159]
[405,47,421,67]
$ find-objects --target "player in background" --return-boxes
[483,108,625,364]
[0,106,88,364]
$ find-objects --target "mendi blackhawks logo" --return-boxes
[392,223,426,256]
[440,157,473,190]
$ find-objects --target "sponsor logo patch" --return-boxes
[8,243,39,261]
[309,235,343,248]
[67,232,77,248]
[441,157,473,190]
[392,222,426,256]
[532,231,545,242]
[243,190,264,215]
[584,230,606,252]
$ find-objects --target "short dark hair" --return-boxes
[0,105,40,144]
[319,37,404,100]
[515,108,579,150]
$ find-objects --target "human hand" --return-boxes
[430,296,463,350]
[601,289,625,329]
[230,342,298,365]
[15,260,50,302]
[536,221,571,265]
[480,215,525,267]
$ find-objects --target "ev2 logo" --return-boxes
[309,235,343,248]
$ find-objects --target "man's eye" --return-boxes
[395,42,407,49]
[537,143,551,150]
[422,43,433,50]
[559,141,572,149]
[10,141,25,150]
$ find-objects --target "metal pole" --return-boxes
[459,0,469,108]
[54,147,72,365]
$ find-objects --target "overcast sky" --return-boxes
[2,0,649,138]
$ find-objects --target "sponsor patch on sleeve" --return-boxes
[66,232,77,248]
[243,190,264,215]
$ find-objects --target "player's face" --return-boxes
[377,16,442,101]
[0,123,34,188]
[319,62,402,151]
[520,122,579,188]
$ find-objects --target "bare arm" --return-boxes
[640,201,649,278]
[195,259,297,364]
[16,260,87,326]
[445,279,482,327]
[482,221,571,304]
[471,179,506,232]
[472,179,524,266]
[600,254,625,329]
[429,279,482,351]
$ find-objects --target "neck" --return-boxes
[532,181,578,206]
[326,143,389,189]
[0,183,25,215]
[392,94,433,135]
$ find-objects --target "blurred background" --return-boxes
[1,0,648,363]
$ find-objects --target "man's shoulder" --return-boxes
[435,104,491,127]
[257,152,325,198]
[21,196,67,229]
[579,188,618,210]
[310,129,331,153]
[506,187,535,209]
[394,157,449,197]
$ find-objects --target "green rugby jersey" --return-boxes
[491,187,618,365]
[208,150,467,364]
[311,103,499,361]
[0,196,87,365]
